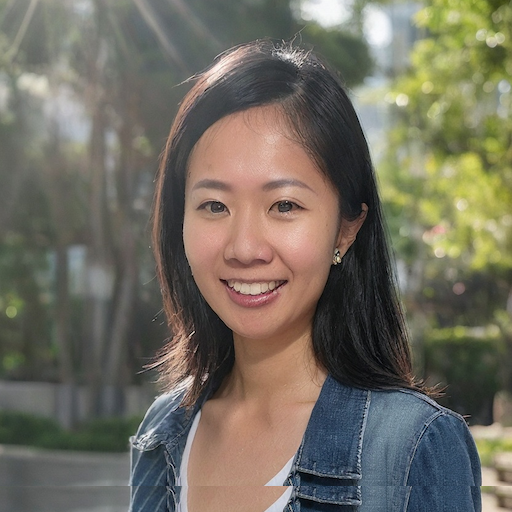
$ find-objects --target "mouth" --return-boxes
[224,279,286,296]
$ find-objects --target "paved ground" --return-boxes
[0,445,129,512]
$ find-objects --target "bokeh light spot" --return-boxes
[495,32,505,45]
[453,282,466,295]
[421,81,434,94]
[434,247,446,258]
[456,198,468,211]
[5,306,17,319]
[476,29,487,41]
[396,93,409,107]
[486,36,498,48]
[498,80,511,94]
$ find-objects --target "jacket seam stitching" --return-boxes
[403,410,444,485]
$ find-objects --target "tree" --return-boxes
[381,0,512,390]
[0,0,377,421]
[0,0,63,382]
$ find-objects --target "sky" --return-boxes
[301,0,393,47]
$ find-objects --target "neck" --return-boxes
[217,331,327,407]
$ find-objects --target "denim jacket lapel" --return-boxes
[292,376,370,507]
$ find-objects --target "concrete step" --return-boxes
[496,486,512,510]
[496,452,512,484]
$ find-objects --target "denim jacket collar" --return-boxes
[130,380,211,453]
[291,376,370,507]
[131,375,371,509]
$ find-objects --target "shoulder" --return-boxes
[129,385,190,498]
[388,391,483,510]
[129,391,186,512]
[368,387,467,431]
[365,388,477,460]
[363,388,481,485]
[322,378,470,438]
[131,384,189,451]
[361,388,481,511]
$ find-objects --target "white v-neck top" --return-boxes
[177,410,294,512]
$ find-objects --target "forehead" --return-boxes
[186,106,327,184]
[190,106,296,156]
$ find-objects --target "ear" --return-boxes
[335,204,368,258]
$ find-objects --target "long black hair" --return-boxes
[151,39,421,405]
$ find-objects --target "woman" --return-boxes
[130,40,481,512]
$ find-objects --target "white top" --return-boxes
[177,410,294,512]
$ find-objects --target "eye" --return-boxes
[272,200,301,213]
[199,201,227,214]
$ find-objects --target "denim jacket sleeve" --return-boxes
[406,412,482,511]
[360,387,482,512]
[129,390,189,512]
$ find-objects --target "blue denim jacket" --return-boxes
[129,375,482,511]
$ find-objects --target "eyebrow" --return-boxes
[262,179,314,193]
[191,178,315,193]
[191,179,231,191]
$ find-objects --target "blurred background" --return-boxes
[0,0,511,510]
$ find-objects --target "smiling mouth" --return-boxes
[225,280,286,296]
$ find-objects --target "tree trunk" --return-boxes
[102,85,139,414]
[84,20,113,415]
[85,99,114,417]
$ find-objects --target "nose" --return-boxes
[223,211,273,265]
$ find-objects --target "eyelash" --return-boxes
[270,200,302,214]
[197,200,303,215]
[198,201,227,214]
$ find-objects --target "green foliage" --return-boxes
[0,232,53,379]
[384,0,512,274]
[300,23,373,86]
[0,0,377,389]
[0,410,61,445]
[424,326,505,424]
[475,437,512,467]
[380,0,512,399]
[0,410,142,452]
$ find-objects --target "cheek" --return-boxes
[183,217,222,279]
[276,226,334,274]
[182,216,203,272]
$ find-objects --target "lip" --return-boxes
[222,280,286,308]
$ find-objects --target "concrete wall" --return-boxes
[0,380,156,426]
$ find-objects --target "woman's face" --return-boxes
[183,107,358,345]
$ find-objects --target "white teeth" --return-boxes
[226,280,283,295]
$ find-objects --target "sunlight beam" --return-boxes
[167,0,223,52]
[6,0,41,62]
[132,0,190,74]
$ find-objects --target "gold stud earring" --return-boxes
[332,248,342,265]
